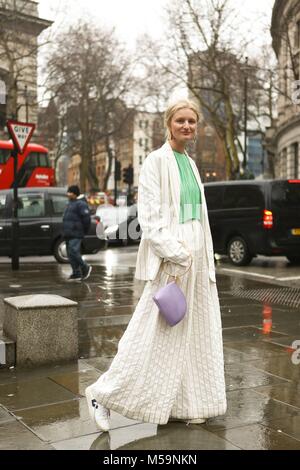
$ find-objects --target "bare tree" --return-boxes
[139,0,274,179]
[44,21,140,191]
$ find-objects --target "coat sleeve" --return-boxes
[137,153,190,266]
[78,201,91,234]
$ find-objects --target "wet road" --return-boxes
[0,247,300,450]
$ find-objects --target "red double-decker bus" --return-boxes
[0,140,55,189]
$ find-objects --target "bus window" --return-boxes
[0,194,6,218]
[39,153,51,168]
[0,149,10,164]
[26,153,39,168]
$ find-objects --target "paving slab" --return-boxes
[0,377,77,411]
[205,389,300,432]
[253,383,300,409]
[223,326,288,344]
[52,432,99,450]
[15,398,140,443]
[0,405,15,424]
[265,415,300,441]
[216,423,300,450]
[224,340,290,362]
[225,363,289,391]
[90,423,240,450]
[245,355,300,381]
[49,368,103,396]
[0,421,55,450]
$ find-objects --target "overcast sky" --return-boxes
[38,0,275,52]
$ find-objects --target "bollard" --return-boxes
[3,294,78,368]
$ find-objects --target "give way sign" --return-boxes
[7,120,36,154]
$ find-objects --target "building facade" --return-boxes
[67,110,164,195]
[0,0,52,136]
[271,0,300,179]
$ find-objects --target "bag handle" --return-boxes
[163,256,193,279]
[162,242,193,281]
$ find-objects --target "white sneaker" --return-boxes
[85,385,110,432]
[169,417,206,425]
[82,265,92,281]
[186,418,206,425]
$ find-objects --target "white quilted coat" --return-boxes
[92,142,227,424]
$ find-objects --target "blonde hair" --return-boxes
[164,99,200,141]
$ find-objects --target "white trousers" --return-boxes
[92,220,227,424]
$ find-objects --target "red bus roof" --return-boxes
[0,140,48,153]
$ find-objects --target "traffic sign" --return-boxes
[6,120,35,154]
[6,119,36,271]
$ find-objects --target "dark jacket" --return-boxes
[63,198,91,239]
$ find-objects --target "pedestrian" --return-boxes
[85,99,227,431]
[63,185,92,281]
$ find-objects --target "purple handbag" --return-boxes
[153,255,193,327]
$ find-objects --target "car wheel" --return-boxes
[227,236,253,266]
[286,255,300,265]
[53,238,69,264]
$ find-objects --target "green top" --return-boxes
[173,150,202,224]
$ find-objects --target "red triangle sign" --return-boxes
[7,120,36,154]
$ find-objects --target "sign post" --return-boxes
[6,120,36,271]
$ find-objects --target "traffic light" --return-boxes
[122,164,133,185]
[115,160,121,182]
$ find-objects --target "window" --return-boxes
[222,186,264,209]
[293,143,299,178]
[0,79,5,105]
[204,186,223,210]
[0,194,6,219]
[0,79,6,128]
[18,194,45,218]
[39,153,51,168]
[145,120,149,129]
[296,20,300,49]
[51,194,68,215]
[26,153,39,168]
[272,181,300,208]
[26,152,50,168]
[139,156,143,165]
[0,148,11,164]
[294,53,300,81]
[139,138,143,147]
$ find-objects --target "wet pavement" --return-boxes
[0,247,300,450]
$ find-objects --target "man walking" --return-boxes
[63,185,92,281]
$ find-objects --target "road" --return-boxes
[1,245,300,288]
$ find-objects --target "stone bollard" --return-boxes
[3,294,78,368]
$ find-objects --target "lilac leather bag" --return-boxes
[153,255,193,327]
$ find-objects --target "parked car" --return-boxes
[96,204,141,246]
[204,179,300,266]
[0,187,107,263]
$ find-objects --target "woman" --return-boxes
[86,99,227,431]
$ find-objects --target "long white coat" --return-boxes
[135,142,216,282]
[92,141,227,424]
